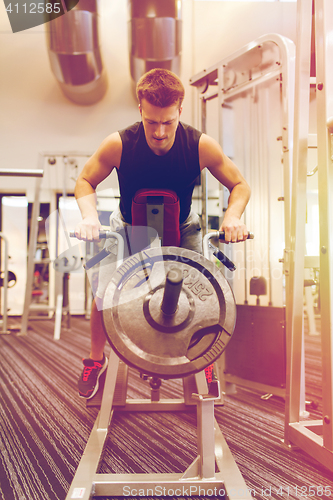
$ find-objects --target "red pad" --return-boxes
[131,189,181,247]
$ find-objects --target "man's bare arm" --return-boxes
[74,132,122,240]
[199,134,251,242]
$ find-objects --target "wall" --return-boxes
[0,1,297,191]
[192,1,297,75]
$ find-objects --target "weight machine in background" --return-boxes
[190,32,295,309]
[42,152,119,337]
[0,168,43,335]
[190,33,295,399]
[0,153,96,338]
[18,152,93,338]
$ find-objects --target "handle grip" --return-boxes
[218,231,254,241]
[69,230,114,240]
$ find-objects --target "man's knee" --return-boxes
[93,295,104,312]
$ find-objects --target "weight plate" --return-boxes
[103,246,236,378]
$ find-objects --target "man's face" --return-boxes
[139,99,182,156]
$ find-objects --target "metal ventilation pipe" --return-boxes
[45,0,107,105]
[128,0,182,84]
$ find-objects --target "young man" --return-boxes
[74,68,251,399]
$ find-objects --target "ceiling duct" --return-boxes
[128,0,182,84]
[45,0,107,105]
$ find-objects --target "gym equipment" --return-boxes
[100,230,254,380]
[283,0,333,472]
[69,227,151,271]
[103,246,236,379]
[52,247,85,339]
[0,169,43,335]
[22,152,93,338]
[223,304,286,398]
[0,271,17,289]
[0,232,9,334]
[66,229,254,500]
[190,34,295,307]
[1,155,95,337]
[132,188,181,246]
[249,276,267,305]
[203,230,254,272]
[189,35,301,406]
[303,256,320,336]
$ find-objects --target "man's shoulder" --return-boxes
[119,121,142,138]
[96,131,122,169]
[178,122,202,145]
[179,122,201,133]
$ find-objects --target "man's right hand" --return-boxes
[74,216,102,241]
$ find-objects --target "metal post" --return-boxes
[196,396,215,478]
[0,233,9,334]
[315,0,333,453]
[284,0,312,437]
[201,96,208,236]
[20,172,43,335]
[217,63,228,237]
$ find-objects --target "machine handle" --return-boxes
[218,231,254,241]
[69,230,120,269]
[207,242,236,272]
[84,248,110,270]
[69,230,114,240]
[70,229,254,242]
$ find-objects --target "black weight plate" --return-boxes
[103,247,236,378]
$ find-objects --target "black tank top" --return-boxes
[117,121,202,224]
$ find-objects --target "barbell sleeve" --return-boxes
[161,268,183,316]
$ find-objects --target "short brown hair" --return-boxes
[136,69,185,109]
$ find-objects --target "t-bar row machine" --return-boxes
[66,192,254,500]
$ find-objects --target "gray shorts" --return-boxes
[94,207,202,301]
